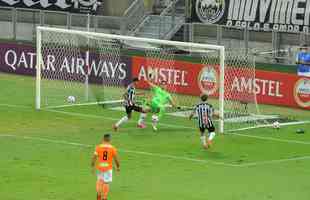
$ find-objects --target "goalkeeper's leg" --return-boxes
[150,107,160,131]
[151,114,159,131]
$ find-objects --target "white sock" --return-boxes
[208,132,216,141]
[138,113,147,125]
[200,135,206,146]
[152,115,159,128]
[115,116,128,127]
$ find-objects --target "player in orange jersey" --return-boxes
[91,134,120,200]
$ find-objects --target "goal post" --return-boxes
[36,27,42,110]
[36,26,261,133]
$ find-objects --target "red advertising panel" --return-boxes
[132,56,206,96]
[231,70,310,110]
[0,43,308,110]
[132,56,310,110]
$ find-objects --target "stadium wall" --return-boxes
[0,42,309,110]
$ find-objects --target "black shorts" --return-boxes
[125,105,143,115]
[199,125,215,133]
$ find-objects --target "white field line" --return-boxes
[239,155,310,167]
[1,134,310,167]
[0,103,310,145]
[228,120,310,132]
[45,109,310,146]
[0,103,31,109]
[45,109,195,130]
[45,100,123,109]
[0,134,237,167]
[232,133,310,145]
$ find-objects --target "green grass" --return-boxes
[0,73,310,200]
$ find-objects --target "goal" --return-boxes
[36,26,260,133]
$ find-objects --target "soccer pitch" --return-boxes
[1,73,310,200]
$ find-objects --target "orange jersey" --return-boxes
[94,143,117,172]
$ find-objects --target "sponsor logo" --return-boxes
[231,77,283,97]
[198,65,218,95]
[0,46,130,85]
[195,0,225,24]
[226,0,310,33]
[294,78,310,108]
[137,65,189,86]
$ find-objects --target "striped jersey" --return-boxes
[124,84,136,106]
[194,102,214,128]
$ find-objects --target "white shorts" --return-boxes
[97,170,113,183]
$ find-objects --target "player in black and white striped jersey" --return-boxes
[189,94,219,149]
[113,78,147,131]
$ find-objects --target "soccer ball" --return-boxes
[272,121,280,129]
[67,96,76,103]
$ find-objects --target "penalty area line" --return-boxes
[44,109,310,146]
[1,134,310,167]
[228,120,310,132]
[238,155,310,167]
[44,109,195,130]
[0,103,309,146]
[0,134,238,167]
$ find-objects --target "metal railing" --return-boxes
[0,7,126,42]
[130,0,185,39]
[0,6,309,65]
[122,0,146,35]
[159,0,185,39]
[174,23,310,65]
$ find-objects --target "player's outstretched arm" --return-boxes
[169,97,180,109]
[189,110,195,120]
[136,92,145,96]
[145,79,156,88]
[213,110,223,120]
[300,61,310,65]
[113,154,120,172]
[122,90,128,100]
[295,57,310,65]
[91,153,98,174]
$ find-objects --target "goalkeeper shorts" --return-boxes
[150,103,161,113]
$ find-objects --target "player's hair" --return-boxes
[200,94,208,102]
[132,77,139,82]
[103,134,111,141]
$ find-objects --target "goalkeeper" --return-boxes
[137,80,179,131]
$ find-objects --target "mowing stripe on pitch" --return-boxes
[45,109,310,146]
[1,134,310,167]
[0,103,31,109]
[0,103,309,146]
[238,155,310,167]
[0,134,238,167]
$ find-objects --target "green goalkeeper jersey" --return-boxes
[150,86,172,113]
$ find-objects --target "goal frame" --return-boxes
[35,26,225,133]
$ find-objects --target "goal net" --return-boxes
[36,26,263,133]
